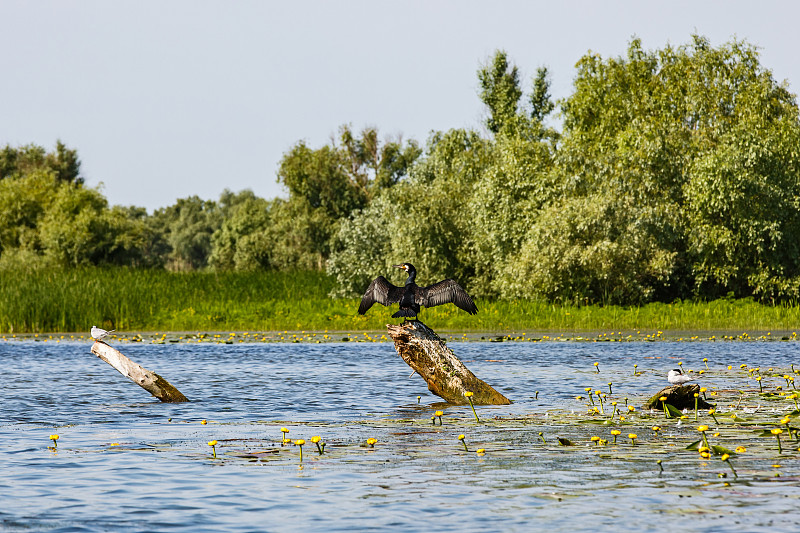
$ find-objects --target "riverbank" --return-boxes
[2,268,799,334]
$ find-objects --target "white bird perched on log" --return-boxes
[667,368,694,385]
[91,326,115,341]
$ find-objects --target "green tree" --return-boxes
[471,124,557,297]
[150,195,221,270]
[209,192,274,270]
[275,126,421,271]
[0,141,82,184]
[529,67,555,123]
[328,129,491,296]
[38,182,154,267]
[0,170,56,256]
[515,35,800,303]
[478,51,523,134]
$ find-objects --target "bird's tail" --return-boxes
[392,309,417,318]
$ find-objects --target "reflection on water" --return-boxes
[1,340,799,532]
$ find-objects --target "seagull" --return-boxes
[91,326,115,341]
[667,368,694,385]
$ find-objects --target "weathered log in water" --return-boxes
[644,384,712,410]
[91,341,189,402]
[386,320,511,405]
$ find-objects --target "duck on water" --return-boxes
[358,263,478,319]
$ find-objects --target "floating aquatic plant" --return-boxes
[771,428,783,454]
[721,453,737,477]
[208,440,218,458]
[538,432,546,444]
[789,392,799,410]
[464,391,479,423]
[367,438,377,449]
[628,433,637,446]
[610,429,621,444]
[594,362,600,372]
[311,436,323,454]
[458,434,468,452]
[660,396,670,419]
[280,427,289,446]
[49,434,59,448]
[697,425,710,449]
[295,439,305,461]
[709,408,719,425]
[656,459,663,473]
[435,410,444,425]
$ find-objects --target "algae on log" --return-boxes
[644,384,712,411]
[387,320,511,405]
[91,341,189,402]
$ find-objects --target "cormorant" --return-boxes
[358,263,478,319]
[667,368,694,385]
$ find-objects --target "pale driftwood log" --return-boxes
[643,384,712,410]
[387,320,511,405]
[91,341,189,402]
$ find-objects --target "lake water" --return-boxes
[2,337,799,532]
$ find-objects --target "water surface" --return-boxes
[1,339,799,532]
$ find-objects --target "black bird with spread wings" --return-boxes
[358,263,478,319]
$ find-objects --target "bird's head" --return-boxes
[393,263,415,274]
[670,368,683,374]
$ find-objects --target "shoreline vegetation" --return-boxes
[4,38,800,316]
[2,268,799,336]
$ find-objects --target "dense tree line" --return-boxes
[2,36,799,304]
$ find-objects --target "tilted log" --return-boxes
[643,384,712,411]
[91,341,189,403]
[386,320,511,405]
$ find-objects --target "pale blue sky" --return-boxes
[2,1,798,211]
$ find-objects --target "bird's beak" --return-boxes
[393,264,405,270]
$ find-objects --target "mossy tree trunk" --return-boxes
[386,320,511,405]
[91,341,189,403]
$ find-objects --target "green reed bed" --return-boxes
[1,267,799,334]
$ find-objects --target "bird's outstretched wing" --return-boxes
[358,276,404,315]
[417,279,478,315]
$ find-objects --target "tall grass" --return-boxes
[1,267,798,334]
[0,268,340,333]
